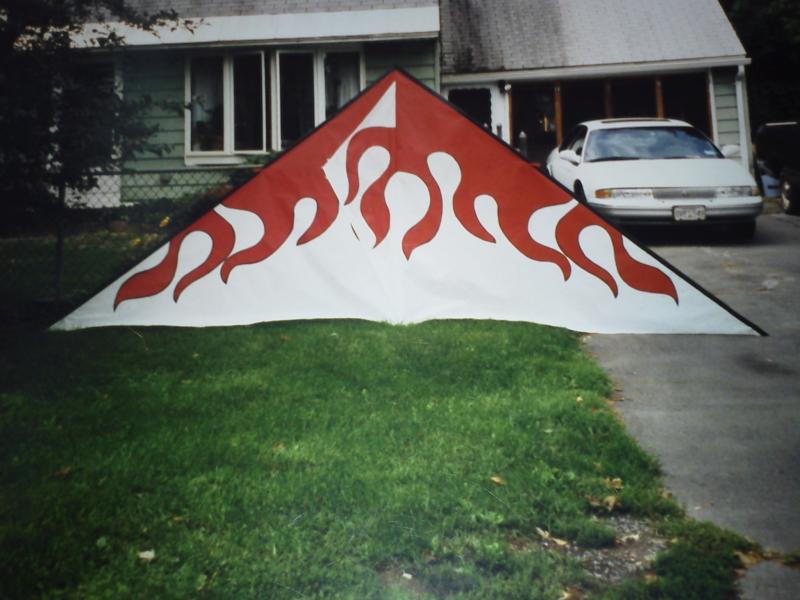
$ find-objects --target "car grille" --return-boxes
[652,188,717,200]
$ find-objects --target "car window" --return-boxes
[583,126,723,162]
[560,126,584,151]
[569,127,587,155]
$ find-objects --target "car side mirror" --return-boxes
[559,149,580,165]
[721,144,741,158]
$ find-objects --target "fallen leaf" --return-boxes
[138,549,156,562]
[401,572,413,580]
[171,515,185,523]
[559,587,584,600]
[618,533,640,544]
[576,396,584,404]
[535,526,550,540]
[551,536,569,547]
[490,475,506,486]
[603,495,620,512]
[54,466,73,478]
[735,551,763,568]
[604,477,624,490]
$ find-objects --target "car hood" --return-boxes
[578,158,756,190]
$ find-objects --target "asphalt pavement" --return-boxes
[584,209,800,598]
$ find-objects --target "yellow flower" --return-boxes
[159,216,171,228]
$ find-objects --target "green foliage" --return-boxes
[0,1,185,206]
[720,0,800,125]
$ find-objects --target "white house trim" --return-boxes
[735,65,751,172]
[442,56,751,86]
[75,7,439,49]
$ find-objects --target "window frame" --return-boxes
[185,46,365,165]
[184,51,268,165]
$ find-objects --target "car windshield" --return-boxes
[584,126,722,162]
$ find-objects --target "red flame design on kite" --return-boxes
[114,71,677,309]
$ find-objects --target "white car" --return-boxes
[545,118,762,237]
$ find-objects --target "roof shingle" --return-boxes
[440,0,747,75]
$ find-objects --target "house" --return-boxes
[439,0,752,168]
[75,0,751,202]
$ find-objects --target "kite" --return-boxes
[53,70,762,335]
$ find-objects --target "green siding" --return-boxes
[365,40,438,90]
[713,68,740,147]
[122,51,186,172]
[118,40,440,203]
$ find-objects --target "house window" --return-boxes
[233,54,266,151]
[190,56,224,152]
[187,48,363,162]
[187,53,268,159]
[278,52,315,148]
[325,52,361,119]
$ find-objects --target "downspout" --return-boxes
[707,69,718,144]
[734,64,751,172]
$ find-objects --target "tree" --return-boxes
[0,1,188,299]
[719,0,800,127]
[0,1,185,203]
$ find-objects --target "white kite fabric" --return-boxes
[54,71,759,335]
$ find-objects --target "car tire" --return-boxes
[780,173,799,215]
[574,182,587,204]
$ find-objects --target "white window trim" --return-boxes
[185,52,268,166]
[275,46,365,151]
[187,46,365,164]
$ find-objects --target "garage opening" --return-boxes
[448,88,492,129]
[511,82,557,164]
[662,73,711,135]
[611,76,657,118]
[561,80,605,133]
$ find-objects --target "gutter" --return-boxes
[73,7,440,49]
[442,56,751,85]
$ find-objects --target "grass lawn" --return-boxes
[0,320,753,598]
[0,230,167,313]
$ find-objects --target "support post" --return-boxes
[655,77,664,118]
[554,82,563,146]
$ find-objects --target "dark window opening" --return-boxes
[190,56,224,151]
[233,54,265,151]
[325,52,360,119]
[280,53,315,148]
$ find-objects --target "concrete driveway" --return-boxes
[585,210,800,598]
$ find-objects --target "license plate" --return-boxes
[673,205,706,221]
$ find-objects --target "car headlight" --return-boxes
[594,188,655,199]
[714,186,760,198]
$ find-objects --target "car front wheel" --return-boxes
[780,173,799,215]
[574,182,587,204]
